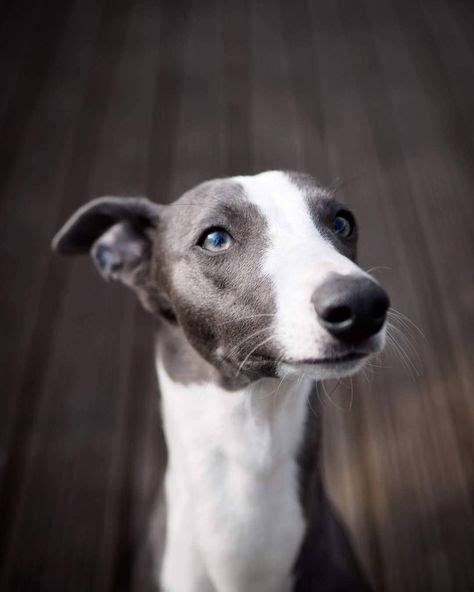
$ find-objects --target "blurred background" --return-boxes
[1,0,473,590]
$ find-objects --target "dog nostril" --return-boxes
[324,305,352,325]
[370,295,389,321]
[371,301,386,319]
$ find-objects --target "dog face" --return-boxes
[53,171,388,385]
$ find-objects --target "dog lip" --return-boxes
[281,351,369,365]
[245,351,371,368]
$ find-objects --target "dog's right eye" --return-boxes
[332,210,355,239]
[198,228,234,252]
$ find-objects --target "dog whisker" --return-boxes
[385,324,419,378]
[328,170,370,194]
[307,385,319,419]
[387,307,425,340]
[235,335,275,376]
[386,320,421,364]
[253,366,287,402]
[360,366,372,385]
[365,265,392,276]
[315,376,355,413]
[224,325,273,360]
[320,379,351,413]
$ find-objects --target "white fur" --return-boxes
[157,357,312,592]
[235,171,367,367]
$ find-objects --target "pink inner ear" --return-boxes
[91,221,148,281]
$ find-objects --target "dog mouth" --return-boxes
[282,351,369,366]
[247,350,371,369]
[236,332,384,376]
[275,350,372,378]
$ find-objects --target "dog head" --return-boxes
[53,171,388,385]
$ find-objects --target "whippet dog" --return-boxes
[53,171,388,592]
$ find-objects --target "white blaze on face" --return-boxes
[235,171,362,361]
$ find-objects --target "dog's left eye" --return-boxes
[332,211,354,238]
[199,228,234,252]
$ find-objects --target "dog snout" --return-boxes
[312,274,389,343]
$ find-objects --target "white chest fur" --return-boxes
[157,359,313,592]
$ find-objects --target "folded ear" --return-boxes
[52,196,161,287]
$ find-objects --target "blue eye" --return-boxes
[200,228,234,252]
[332,212,354,238]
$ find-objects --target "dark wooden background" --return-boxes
[1,0,473,590]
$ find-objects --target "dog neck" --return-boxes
[155,321,318,591]
[158,364,312,472]
[155,320,315,469]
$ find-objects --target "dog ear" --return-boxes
[52,196,161,287]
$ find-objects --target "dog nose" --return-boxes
[312,275,389,343]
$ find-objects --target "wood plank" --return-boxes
[330,0,474,589]
[146,1,193,204]
[168,0,222,197]
[0,0,74,192]
[250,0,305,172]
[0,0,138,589]
[0,0,106,525]
[219,0,253,176]
[0,0,43,127]
[0,0,107,488]
[301,3,394,585]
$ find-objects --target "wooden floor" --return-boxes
[1,0,473,590]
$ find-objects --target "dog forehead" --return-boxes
[233,170,331,235]
[164,171,331,229]
[165,178,247,222]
